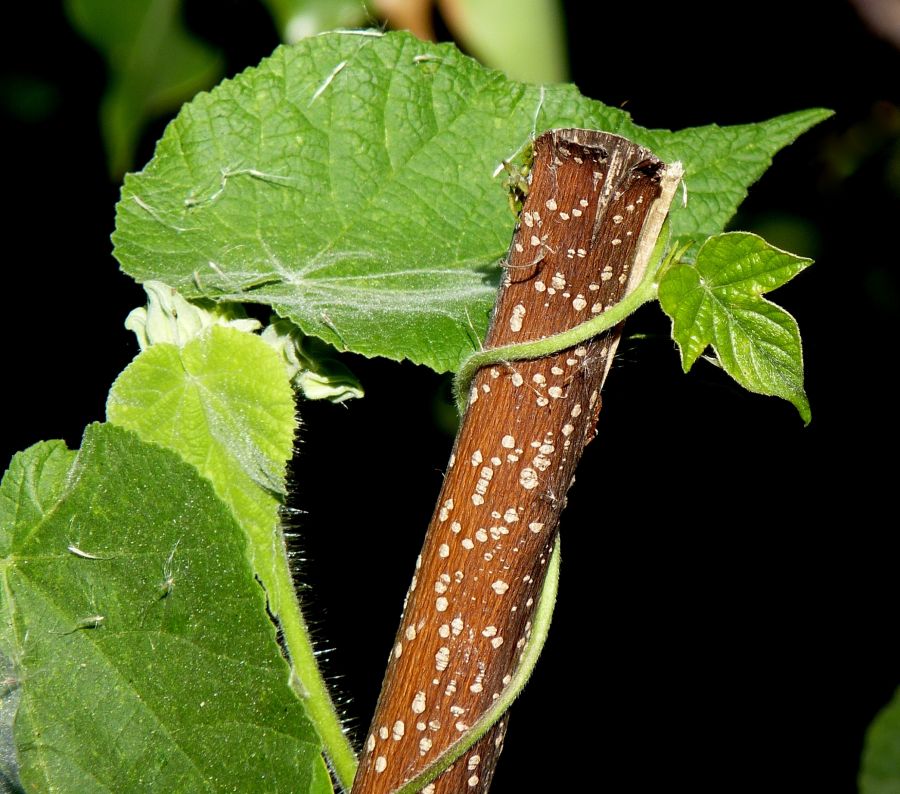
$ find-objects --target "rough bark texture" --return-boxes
[351,129,679,794]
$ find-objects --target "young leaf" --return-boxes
[658,231,812,423]
[65,0,223,176]
[0,426,332,793]
[106,326,296,611]
[113,30,828,373]
[860,687,900,794]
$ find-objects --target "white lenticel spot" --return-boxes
[501,434,515,448]
[438,543,449,558]
[436,597,449,612]
[510,303,526,333]
[545,198,557,211]
[519,468,539,489]
[412,691,426,714]
[367,735,375,753]
[375,756,387,773]
[492,580,510,595]
[491,636,504,648]
[529,521,544,533]
[393,720,405,740]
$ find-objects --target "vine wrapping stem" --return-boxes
[351,129,682,794]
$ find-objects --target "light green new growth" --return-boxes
[658,232,813,423]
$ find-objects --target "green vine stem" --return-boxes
[273,524,359,789]
[453,222,688,413]
[390,539,561,794]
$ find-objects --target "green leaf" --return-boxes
[262,0,370,43]
[438,0,569,83]
[113,30,829,372]
[0,425,332,793]
[658,231,812,423]
[106,326,297,612]
[644,110,831,250]
[861,688,900,794]
[0,441,76,560]
[65,0,223,176]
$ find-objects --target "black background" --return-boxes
[2,2,898,792]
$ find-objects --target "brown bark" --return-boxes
[351,130,680,794]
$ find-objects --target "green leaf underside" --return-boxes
[107,327,296,612]
[0,426,331,793]
[860,687,900,794]
[658,231,812,422]
[113,30,829,373]
[66,0,223,177]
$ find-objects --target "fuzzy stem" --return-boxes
[273,525,358,790]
